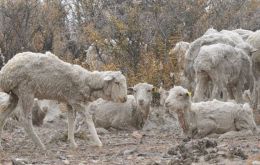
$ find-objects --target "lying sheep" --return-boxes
[165,86,257,139]
[31,100,48,126]
[0,93,48,127]
[193,43,254,102]
[89,83,154,130]
[0,51,127,150]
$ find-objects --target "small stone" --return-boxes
[252,160,260,165]
[123,148,137,155]
[132,131,143,139]
[12,158,28,165]
[62,159,70,165]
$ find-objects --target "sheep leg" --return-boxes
[75,104,102,147]
[0,94,19,149]
[252,81,258,109]
[219,82,228,101]
[211,84,220,100]
[67,104,78,148]
[193,73,208,102]
[195,120,216,138]
[233,87,243,103]
[20,94,45,150]
[257,83,260,111]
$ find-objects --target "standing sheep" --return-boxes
[0,51,127,150]
[169,41,190,86]
[184,30,246,91]
[89,83,154,130]
[193,43,254,102]
[165,86,257,139]
[247,30,260,109]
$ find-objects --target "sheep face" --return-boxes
[128,83,154,118]
[165,86,191,112]
[103,71,127,103]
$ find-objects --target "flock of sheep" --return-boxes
[0,28,259,152]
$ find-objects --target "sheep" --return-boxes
[169,41,190,86]
[184,30,246,91]
[0,93,48,126]
[247,30,260,109]
[89,83,154,130]
[203,28,218,35]
[85,44,112,70]
[232,29,254,41]
[0,51,127,150]
[193,43,254,102]
[31,100,48,126]
[37,99,61,123]
[169,41,190,71]
[164,86,257,139]
[158,86,169,106]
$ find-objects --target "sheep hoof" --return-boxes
[97,143,103,147]
[90,141,103,147]
[69,143,78,149]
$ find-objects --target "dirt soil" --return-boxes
[1,107,260,165]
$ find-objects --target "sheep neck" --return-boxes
[132,105,150,129]
[176,105,191,134]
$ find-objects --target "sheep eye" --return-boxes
[178,93,183,96]
[147,89,151,92]
[115,82,120,85]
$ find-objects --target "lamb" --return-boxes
[247,30,260,109]
[0,51,127,150]
[193,43,254,102]
[165,86,257,139]
[89,83,154,130]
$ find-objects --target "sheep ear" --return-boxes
[128,87,134,95]
[103,75,114,81]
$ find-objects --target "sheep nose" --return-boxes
[138,99,144,105]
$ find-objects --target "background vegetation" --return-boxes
[0,0,259,88]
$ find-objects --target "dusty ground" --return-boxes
[1,107,260,165]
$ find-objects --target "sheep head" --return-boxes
[128,83,154,120]
[102,71,127,103]
[165,86,191,113]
